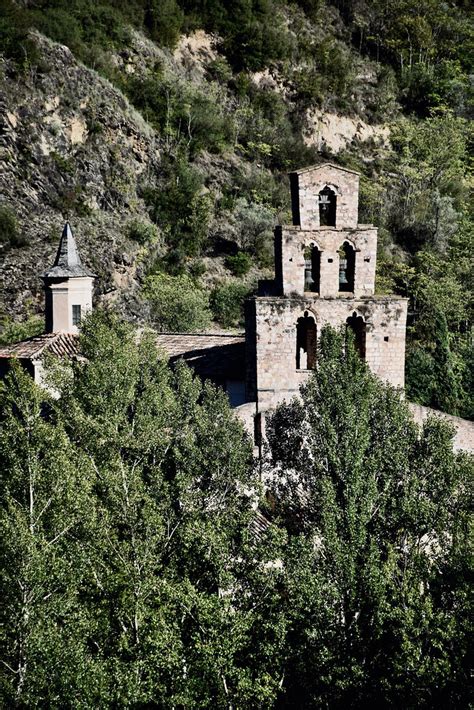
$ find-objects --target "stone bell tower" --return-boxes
[245,163,408,412]
[42,222,95,334]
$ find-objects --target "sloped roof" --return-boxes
[155,332,246,380]
[290,162,360,176]
[0,332,80,360]
[42,222,95,279]
[0,330,246,380]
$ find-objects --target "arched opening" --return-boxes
[319,186,337,227]
[338,241,355,292]
[296,311,317,370]
[346,312,366,359]
[304,245,320,292]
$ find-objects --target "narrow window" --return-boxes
[72,304,82,326]
[296,312,317,370]
[338,241,355,292]
[319,186,337,227]
[346,312,366,359]
[304,245,320,292]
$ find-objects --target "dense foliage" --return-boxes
[0,0,472,417]
[1,317,471,707]
[266,326,472,707]
[0,312,283,706]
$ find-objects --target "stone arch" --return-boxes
[303,242,321,292]
[296,311,317,370]
[346,311,366,359]
[338,240,355,292]
[318,185,337,227]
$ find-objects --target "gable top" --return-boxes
[290,162,360,177]
[42,222,95,279]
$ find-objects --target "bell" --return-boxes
[304,262,314,291]
[319,194,330,211]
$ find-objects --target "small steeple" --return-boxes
[42,222,95,279]
[42,222,95,334]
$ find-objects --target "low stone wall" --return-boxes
[408,404,474,453]
[236,400,474,455]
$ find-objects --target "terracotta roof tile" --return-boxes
[0,333,80,360]
[155,332,246,380]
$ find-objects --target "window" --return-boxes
[72,304,82,326]
[346,312,366,359]
[304,245,320,292]
[318,186,337,227]
[338,241,355,292]
[296,312,317,370]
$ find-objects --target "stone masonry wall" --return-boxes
[409,404,474,453]
[291,164,360,230]
[251,296,408,410]
[277,225,377,297]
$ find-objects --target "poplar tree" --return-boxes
[0,364,94,706]
[266,327,472,708]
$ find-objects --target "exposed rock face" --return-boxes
[0,32,160,318]
[304,109,390,154]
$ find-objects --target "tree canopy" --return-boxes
[1,317,472,707]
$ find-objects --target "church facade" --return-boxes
[245,163,408,412]
[2,162,473,451]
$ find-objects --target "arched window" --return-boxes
[319,186,337,227]
[338,241,355,292]
[304,245,320,292]
[346,312,366,359]
[296,311,317,370]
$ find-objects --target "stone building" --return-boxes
[1,166,472,451]
[0,222,91,383]
[245,163,408,412]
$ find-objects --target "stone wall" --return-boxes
[248,295,408,410]
[276,225,377,297]
[290,163,360,230]
[409,404,474,453]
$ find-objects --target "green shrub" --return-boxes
[144,273,211,332]
[0,205,27,248]
[0,315,43,345]
[144,157,213,263]
[210,282,251,329]
[225,252,252,277]
[144,0,183,48]
[127,219,159,245]
[233,198,275,267]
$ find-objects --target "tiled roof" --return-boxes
[155,332,246,380]
[291,162,360,176]
[0,332,80,360]
[0,330,245,379]
[250,509,273,540]
[42,222,95,279]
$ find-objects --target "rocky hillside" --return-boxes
[0,0,472,417]
[0,10,396,322]
[1,32,159,318]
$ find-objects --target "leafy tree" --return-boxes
[210,282,252,328]
[144,272,212,332]
[266,326,472,708]
[144,157,213,264]
[225,251,252,277]
[0,364,94,706]
[1,312,285,706]
[144,0,183,47]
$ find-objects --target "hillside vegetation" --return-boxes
[0,0,473,417]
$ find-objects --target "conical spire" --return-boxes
[42,222,95,279]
